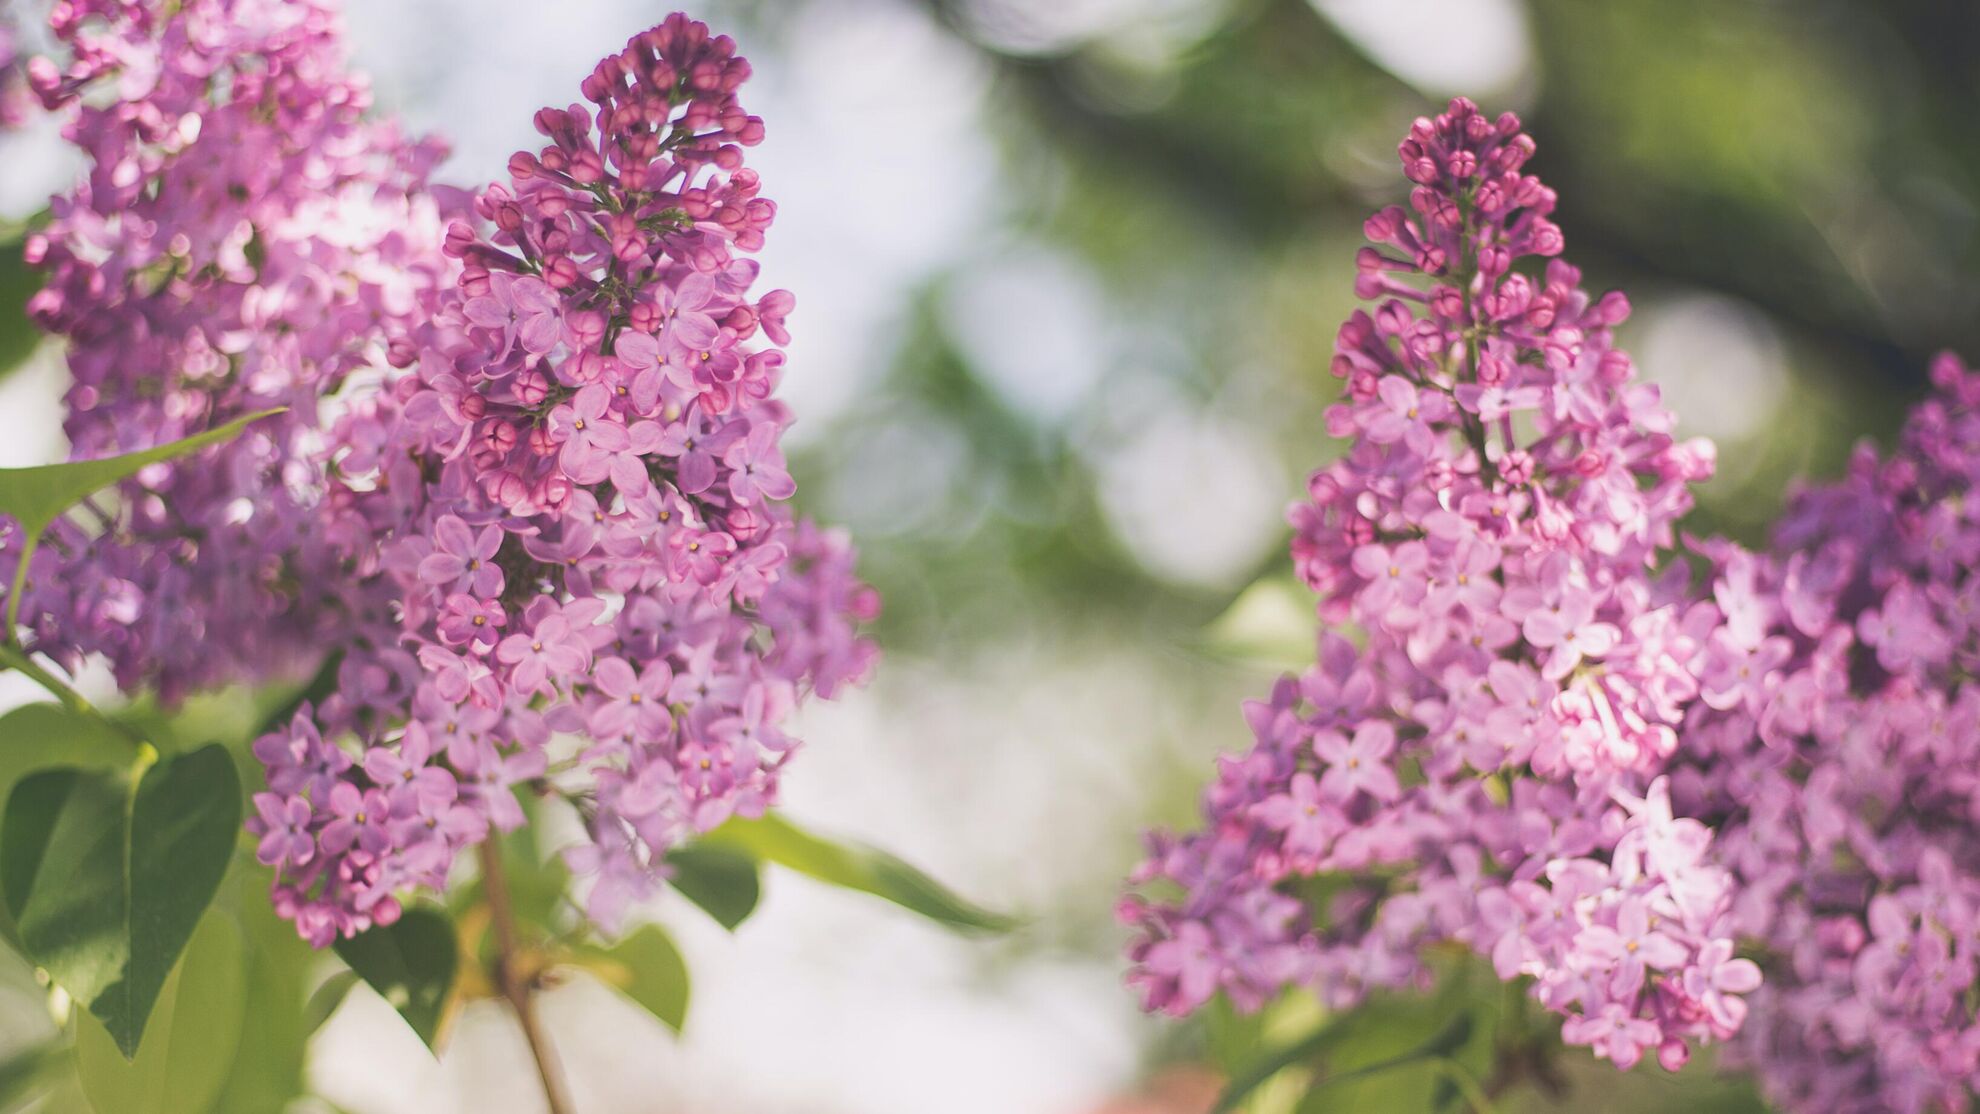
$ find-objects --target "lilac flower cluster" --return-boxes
[1668,352,1980,1113]
[245,14,877,943]
[4,0,453,700]
[1121,99,1754,1072]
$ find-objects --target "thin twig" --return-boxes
[478,839,577,1114]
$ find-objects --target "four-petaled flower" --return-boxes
[1314,721,1401,802]
[1523,591,1620,680]
[548,384,633,486]
[1253,772,1340,859]
[419,515,506,597]
[463,271,561,361]
[252,793,316,869]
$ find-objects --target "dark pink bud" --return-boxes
[478,420,519,457]
[1598,350,1633,385]
[1501,450,1535,485]
[533,475,573,513]
[544,256,580,289]
[514,367,553,404]
[1431,285,1465,321]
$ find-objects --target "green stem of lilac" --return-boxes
[478,839,577,1114]
[5,530,37,648]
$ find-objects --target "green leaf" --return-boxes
[1289,1011,1477,1114]
[0,704,133,799]
[0,242,42,383]
[74,910,248,1114]
[1218,1002,1477,1114]
[575,924,690,1034]
[209,873,313,1114]
[301,970,361,1038]
[332,906,458,1051]
[662,843,760,931]
[0,704,133,947]
[0,744,241,1058]
[0,1043,64,1111]
[1211,1013,1350,1113]
[0,408,283,539]
[700,813,1015,934]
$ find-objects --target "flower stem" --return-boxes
[477,839,577,1114]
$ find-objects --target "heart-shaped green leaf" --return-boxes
[74,909,248,1114]
[332,906,458,1051]
[663,843,761,931]
[0,703,134,949]
[302,970,362,1038]
[700,813,1015,934]
[0,743,241,1058]
[210,870,316,1112]
[575,924,690,1033]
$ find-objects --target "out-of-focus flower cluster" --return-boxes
[4,2,874,948]
[4,0,451,701]
[1122,98,1755,1073]
[1670,351,1980,1114]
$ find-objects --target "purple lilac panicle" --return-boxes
[1121,98,1752,1073]
[245,13,877,945]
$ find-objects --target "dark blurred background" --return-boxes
[0,0,1974,1110]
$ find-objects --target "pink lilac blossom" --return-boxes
[1,0,453,701]
[1121,98,1753,1073]
[243,13,877,945]
[1668,352,1980,1114]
